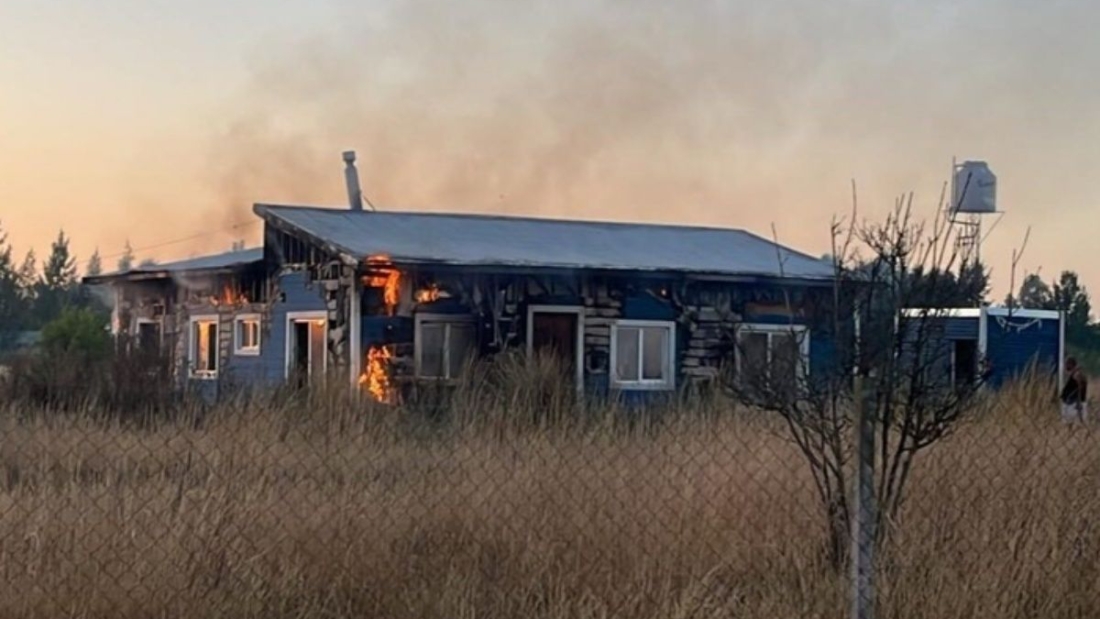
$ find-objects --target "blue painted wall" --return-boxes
[182,270,327,398]
[594,292,681,407]
[264,270,328,384]
[985,313,1061,388]
[179,266,839,405]
[903,312,1061,389]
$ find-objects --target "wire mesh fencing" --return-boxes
[0,370,1097,618]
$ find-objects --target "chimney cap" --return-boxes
[342,150,357,164]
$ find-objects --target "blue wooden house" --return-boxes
[83,150,853,403]
[86,201,842,403]
[899,306,1065,390]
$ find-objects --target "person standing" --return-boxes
[1060,357,1089,423]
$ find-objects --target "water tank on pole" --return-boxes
[951,160,997,213]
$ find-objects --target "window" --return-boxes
[135,319,161,354]
[234,314,261,356]
[610,320,676,390]
[735,323,809,394]
[189,317,219,379]
[415,314,477,380]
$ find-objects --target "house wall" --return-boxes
[108,260,838,405]
[178,270,329,399]
[903,311,1062,389]
[357,267,836,405]
[984,312,1061,388]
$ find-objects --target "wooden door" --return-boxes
[531,312,579,377]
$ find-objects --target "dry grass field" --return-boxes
[0,369,1097,619]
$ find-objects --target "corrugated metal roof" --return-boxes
[254,204,834,281]
[84,247,263,283]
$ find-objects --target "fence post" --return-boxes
[851,311,875,619]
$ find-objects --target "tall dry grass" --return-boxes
[0,362,1097,618]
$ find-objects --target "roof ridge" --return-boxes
[253,203,758,235]
[250,203,835,280]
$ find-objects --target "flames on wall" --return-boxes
[210,283,248,307]
[358,256,450,404]
[364,255,401,316]
[415,284,442,303]
[359,344,395,404]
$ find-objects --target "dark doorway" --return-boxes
[953,339,978,387]
[137,321,161,354]
[288,316,327,389]
[293,322,310,387]
[529,309,580,384]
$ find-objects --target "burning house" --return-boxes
[85,152,842,404]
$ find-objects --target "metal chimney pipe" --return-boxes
[343,150,363,211]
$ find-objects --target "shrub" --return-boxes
[40,306,110,361]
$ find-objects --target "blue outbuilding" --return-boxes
[901,306,1065,390]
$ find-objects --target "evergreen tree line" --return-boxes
[0,220,140,348]
[1005,270,1100,354]
[851,258,1100,361]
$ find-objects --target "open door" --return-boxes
[287,313,328,387]
[952,339,978,388]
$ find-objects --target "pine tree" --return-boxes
[1052,270,1091,330]
[117,240,134,273]
[43,230,77,289]
[17,249,37,299]
[86,248,103,278]
[1014,273,1054,309]
[0,221,23,346]
[36,230,78,325]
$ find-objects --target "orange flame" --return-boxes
[364,255,402,316]
[415,284,441,304]
[211,283,248,306]
[383,270,401,311]
[359,345,395,403]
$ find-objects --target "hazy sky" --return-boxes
[2,0,1098,301]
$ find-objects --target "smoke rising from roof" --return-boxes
[201,0,1100,295]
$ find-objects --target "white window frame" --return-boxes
[233,313,262,356]
[284,311,328,379]
[414,313,477,381]
[609,319,677,391]
[526,305,586,392]
[734,323,811,389]
[188,315,220,380]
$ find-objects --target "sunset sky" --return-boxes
[2,0,1098,302]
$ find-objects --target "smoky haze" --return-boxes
[196,0,1100,296]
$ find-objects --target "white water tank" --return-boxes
[951,161,997,213]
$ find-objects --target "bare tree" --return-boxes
[722,186,986,569]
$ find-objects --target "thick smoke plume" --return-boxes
[199,0,1100,295]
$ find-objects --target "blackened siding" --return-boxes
[354,269,837,405]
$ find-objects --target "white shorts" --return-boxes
[1061,402,1088,423]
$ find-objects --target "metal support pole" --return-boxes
[851,310,876,619]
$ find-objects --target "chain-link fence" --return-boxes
[1,363,1097,619]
